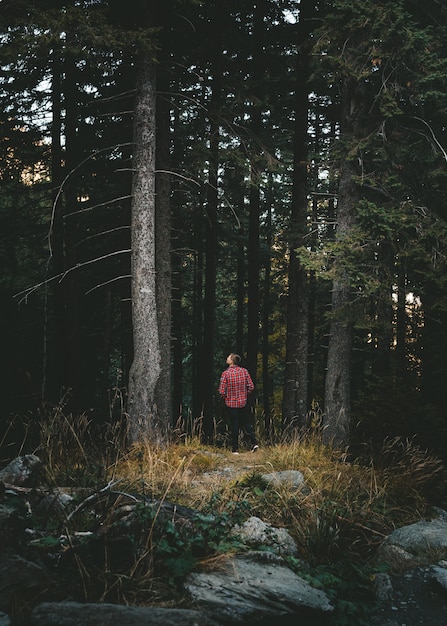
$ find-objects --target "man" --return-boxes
[218,353,258,454]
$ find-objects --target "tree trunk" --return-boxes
[127,56,162,445]
[201,2,223,441]
[48,46,64,404]
[235,162,245,354]
[246,1,265,389]
[171,108,183,426]
[323,80,360,447]
[63,49,81,405]
[201,83,220,441]
[192,238,204,425]
[262,176,273,440]
[154,58,172,432]
[282,1,312,436]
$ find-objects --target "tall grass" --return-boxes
[25,407,446,606]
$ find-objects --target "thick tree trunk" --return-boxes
[322,270,354,448]
[323,78,360,447]
[127,57,162,445]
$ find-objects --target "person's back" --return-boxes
[219,364,253,408]
[218,353,257,453]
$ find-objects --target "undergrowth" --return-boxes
[8,408,447,625]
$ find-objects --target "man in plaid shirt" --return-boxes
[218,353,258,454]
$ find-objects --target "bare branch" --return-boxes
[64,195,133,218]
[65,479,128,522]
[76,226,130,246]
[155,169,201,186]
[401,116,447,163]
[14,249,131,305]
[85,275,131,295]
[48,143,133,259]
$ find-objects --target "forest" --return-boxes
[1,0,447,462]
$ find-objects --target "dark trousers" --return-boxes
[227,405,257,452]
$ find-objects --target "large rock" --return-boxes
[377,518,447,571]
[261,470,308,492]
[0,555,49,614]
[30,602,218,626]
[184,552,333,624]
[0,455,42,487]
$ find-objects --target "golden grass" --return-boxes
[35,410,446,567]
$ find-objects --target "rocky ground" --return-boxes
[371,566,447,626]
[1,452,447,625]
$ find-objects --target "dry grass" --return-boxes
[34,409,446,569]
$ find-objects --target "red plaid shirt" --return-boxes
[218,365,254,408]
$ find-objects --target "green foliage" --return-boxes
[150,496,251,581]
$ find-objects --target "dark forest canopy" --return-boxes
[1,0,447,458]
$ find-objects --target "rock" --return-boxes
[32,490,74,521]
[432,507,447,523]
[261,470,308,492]
[232,516,298,556]
[0,555,49,614]
[377,518,447,571]
[431,563,447,593]
[370,565,447,626]
[30,602,218,626]
[184,551,333,624]
[373,572,393,602]
[0,506,22,557]
[0,455,42,487]
[376,543,423,571]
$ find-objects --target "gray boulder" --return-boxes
[261,470,307,491]
[184,551,333,624]
[30,603,218,626]
[0,555,49,614]
[232,516,298,556]
[431,561,447,593]
[0,455,42,487]
[377,518,447,571]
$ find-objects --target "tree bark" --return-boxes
[323,78,360,448]
[282,0,312,436]
[127,56,162,445]
[48,46,64,404]
[246,1,265,388]
[154,57,172,433]
[262,176,273,440]
[201,76,220,441]
[63,47,82,405]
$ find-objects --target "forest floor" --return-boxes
[371,565,447,626]
[198,447,447,626]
